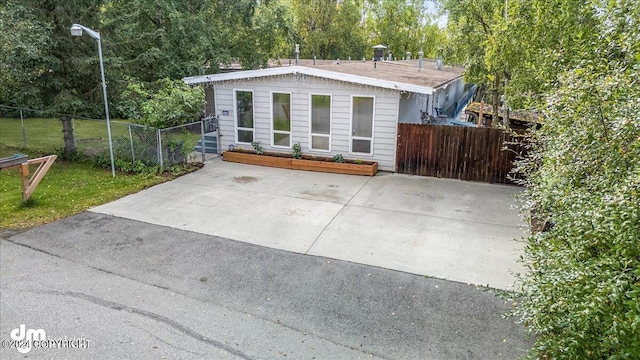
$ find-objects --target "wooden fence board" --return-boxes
[395,124,527,184]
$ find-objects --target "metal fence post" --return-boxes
[128,124,135,162]
[200,120,205,163]
[20,110,26,148]
[157,128,163,167]
[71,118,77,148]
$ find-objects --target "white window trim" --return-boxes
[270,91,293,149]
[233,89,255,145]
[309,93,332,152]
[349,95,375,156]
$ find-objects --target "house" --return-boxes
[183,59,467,171]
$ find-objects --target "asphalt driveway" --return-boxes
[1,214,533,359]
[92,158,525,290]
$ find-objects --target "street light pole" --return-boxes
[70,23,116,177]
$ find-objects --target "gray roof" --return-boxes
[184,59,464,95]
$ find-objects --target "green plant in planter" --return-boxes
[292,142,302,159]
[354,158,363,165]
[332,154,345,163]
[251,141,263,155]
[311,155,318,161]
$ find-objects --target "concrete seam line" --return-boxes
[345,204,524,230]
[304,175,375,254]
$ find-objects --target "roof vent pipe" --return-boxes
[295,44,300,66]
[418,49,424,71]
[405,52,411,61]
[436,54,443,70]
[373,44,386,61]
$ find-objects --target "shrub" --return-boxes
[119,78,204,128]
[512,6,640,357]
[251,141,263,155]
[292,142,302,159]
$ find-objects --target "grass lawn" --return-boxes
[0,117,132,155]
[0,117,202,162]
[0,145,184,231]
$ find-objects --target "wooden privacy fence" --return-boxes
[396,124,527,184]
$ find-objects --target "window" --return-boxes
[310,94,331,151]
[350,96,374,154]
[235,90,254,143]
[271,92,291,148]
[205,87,216,117]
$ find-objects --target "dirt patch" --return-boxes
[233,176,258,184]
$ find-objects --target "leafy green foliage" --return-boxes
[119,78,204,128]
[0,2,51,110]
[292,0,366,60]
[365,0,444,59]
[251,141,263,155]
[291,142,302,159]
[332,154,345,163]
[439,0,603,111]
[512,1,640,357]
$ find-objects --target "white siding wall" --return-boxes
[213,74,400,171]
[398,92,428,124]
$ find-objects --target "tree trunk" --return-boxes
[492,76,500,126]
[61,115,76,156]
[473,84,486,102]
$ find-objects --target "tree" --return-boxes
[500,0,600,109]
[1,0,107,156]
[365,0,442,59]
[118,78,204,128]
[512,0,640,357]
[439,0,505,124]
[0,2,52,111]
[439,0,602,115]
[102,0,293,119]
[292,0,367,60]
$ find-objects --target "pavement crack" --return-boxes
[45,290,254,360]
[305,175,375,254]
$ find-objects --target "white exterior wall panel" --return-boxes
[212,74,399,171]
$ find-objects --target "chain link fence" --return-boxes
[0,105,206,167]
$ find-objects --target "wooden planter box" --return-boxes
[292,159,377,176]
[222,151,377,176]
[222,151,292,169]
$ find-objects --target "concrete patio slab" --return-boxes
[92,183,345,254]
[349,173,521,227]
[308,204,524,289]
[91,158,525,290]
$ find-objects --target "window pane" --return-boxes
[352,97,373,137]
[236,91,253,128]
[272,93,290,131]
[352,139,371,154]
[273,133,290,147]
[311,95,330,134]
[311,136,329,150]
[237,129,253,143]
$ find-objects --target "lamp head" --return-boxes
[70,24,83,37]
